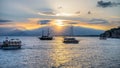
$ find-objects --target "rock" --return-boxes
[100,27,120,39]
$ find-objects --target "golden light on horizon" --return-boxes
[10,22,42,30]
[0,18,117,32]
[55,13,74,17]
[50,20,65,34]
[75,23,115,30]
[55,20,64,26]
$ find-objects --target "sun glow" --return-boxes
[55,13,74,16]
[55,20,64,26]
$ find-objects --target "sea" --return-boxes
[0,36,120,68]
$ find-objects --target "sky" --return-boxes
[0,0,120,36]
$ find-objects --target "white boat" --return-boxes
[1,38,22,50]
[63,37,79,43]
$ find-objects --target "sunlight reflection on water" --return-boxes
[0,36,120,68]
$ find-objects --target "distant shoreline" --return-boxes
[0,35,100,37]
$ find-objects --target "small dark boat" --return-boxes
[63,37,79,44]
[0,38,22,50]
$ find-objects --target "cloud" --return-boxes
[37,8,56,16]
[97,0,120,8]
[0,18,42,30]
[110,20,120,26]
[0,17,118,32]
[0,19,12,23]
[88,11,91,14]
[39,20,51,25]
[75,11,80,15]
[37,8,82,17]
[90,18,109,24]
[38,11,55,16]
[57,6,62,9]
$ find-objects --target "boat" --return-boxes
[39,36,53,40]
[39,27,53,40]
[63,37,79,43]
[63,24,79,44]
[0,38,22,50]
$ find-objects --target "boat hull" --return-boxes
[63,40,79,44]
[1,45,21,50]
[39,37,53,40]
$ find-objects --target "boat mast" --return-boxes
[70,24,74,37]
[41,29,44,36]
[47,27,50,36]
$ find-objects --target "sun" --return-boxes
[55,13,74,17]
[55,20,64,26]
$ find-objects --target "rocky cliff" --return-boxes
[100,27,120,39]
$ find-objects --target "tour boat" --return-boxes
[63,37,79,43]
[0,38,22,50]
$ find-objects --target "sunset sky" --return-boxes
[0,0,120,35]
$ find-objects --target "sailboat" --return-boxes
[63,24,79,44]
[39,27,53,40]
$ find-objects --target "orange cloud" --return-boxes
[75,22,116,30]
[0,18,42,30]
[0,18,117,31]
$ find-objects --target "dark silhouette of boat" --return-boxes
[39,36,53,40]
[63,25,79,44]
[63,37,79,43]
[0,37,22,50]
[39,28,53,40]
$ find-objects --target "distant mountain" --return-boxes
[100,27,120,38]
[0,26,104,36]
[52,26,104,36]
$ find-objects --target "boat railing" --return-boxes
[3,40,21,45]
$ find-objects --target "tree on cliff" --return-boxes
[100,27,120,38]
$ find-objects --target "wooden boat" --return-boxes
[39,28,53,40]
[39,36,53,40]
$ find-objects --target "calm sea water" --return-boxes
[0,36,120,68]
